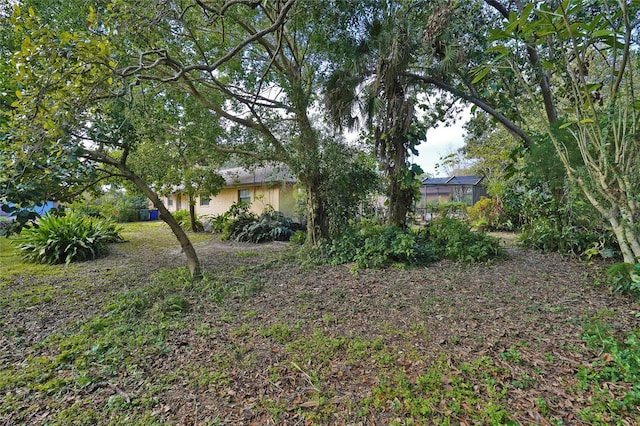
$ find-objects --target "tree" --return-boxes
[326,1,457,228]
[128,89,227,232]
[399,0,638,264]
[107,0,344,244]
[475,0,640,263]
[3,5,205,277]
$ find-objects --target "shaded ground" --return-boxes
[1,222,639,425]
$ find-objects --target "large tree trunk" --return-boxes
[386,138,413,228]
[304,183,329,245]
[121,168,202,279]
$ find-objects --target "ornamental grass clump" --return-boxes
[14,213,124,265]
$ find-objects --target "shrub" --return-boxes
[607,263,640,297]
[421,218,504,263]
[221,202,258,240]
[201,212,231,233]
[467,197,512,231]
[436,202,468,220]
[327,220,437,269]
[222,204,296,243]
[14,213,124,265]
[168,209,202,231]
[290,230,307,245]
[514,185,617,258]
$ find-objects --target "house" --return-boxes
[163,165,299,219]
[420,175,487,206]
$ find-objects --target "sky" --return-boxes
[412,108,470,177]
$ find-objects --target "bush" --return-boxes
[14,213,124,265]
[607,263,640,297]
[170,209,203,231]
[513,185,617,258]
[467,197,512,231]
[201,212,231,233]
[290,230,307,245]
[327,220,437,269]
[221,202,258,240]
[221,204,296,243]
[436,202,468,220]
[421,218,505,263]
[69,191,149,223]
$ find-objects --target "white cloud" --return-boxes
[412,107,470,177]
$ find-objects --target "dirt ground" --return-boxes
[1,224,639,425]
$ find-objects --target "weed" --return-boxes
[363,355,513,424]
[261,323,293,344]
[499,346,522,364]
[578,319,640,421]
[236,250,259,258]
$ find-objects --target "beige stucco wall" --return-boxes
[162,183,297,219]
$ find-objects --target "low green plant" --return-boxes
[327,220,437,269]
[171,209,202,231]
[14,213,124,265]
[290,230,307,245]
[222,204,296,243]
[421,218,504,262]
[580,320,640,418]
[607,262,640,297]
[467,197,512,231]
[363,355,512,424]
[201,211,231,233]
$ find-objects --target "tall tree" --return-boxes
[326,1,455,228]
[3,4,206,277]
[474,0,640,263]
[107,0,346,244]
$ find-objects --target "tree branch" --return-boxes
[406,73,533,148]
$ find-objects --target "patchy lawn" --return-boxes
[1,222,638,425]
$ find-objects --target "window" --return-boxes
[200,195,210,206]
[177,196,182,210]
[238,189,251,205]
[168,197,173,207]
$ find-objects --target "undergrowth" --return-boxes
[320,218,504,270]
[579,319,640,422]
[0,265,262,424]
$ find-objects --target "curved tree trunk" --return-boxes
[118,166,202,279]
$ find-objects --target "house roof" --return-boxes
[221,164,296,187]
[421,175,484,186]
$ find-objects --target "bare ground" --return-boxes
[1,223,639,425]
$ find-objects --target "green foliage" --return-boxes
[289,230,307,245]
[436,202,468,220]
[69,190,149,223]
[222,204,296,243]
[607,263,640,297]
[515,185,617,258]
[220,202,258,240]
[422,218,505,263]
[364,355,512,424]
[201,212,231,233]
[171,209,201,231]
[580,320,640,417]
[467,197,512,231]
[327,220,437,269]
[14,213,124,265]
[314,142,379,239]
